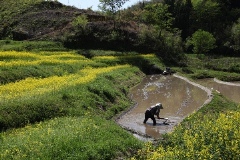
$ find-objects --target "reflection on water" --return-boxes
[196,78,240,103]
[117,75,208,139]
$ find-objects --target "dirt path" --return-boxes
[214,78,240,86]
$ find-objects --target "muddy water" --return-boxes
[117,75,209,139]
[195,78,240,103]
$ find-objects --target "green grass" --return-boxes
[131,54,240,159]
[0,116,143,159]
[133,93,240,159]
[1,44,240,159]
[0,40,68,52]
[177,54,240,81]
[0,48,150,159]
[0,59,99,84]
[0,66,145,130]
[0,48,162,131]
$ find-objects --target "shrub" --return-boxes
[186,29,216,55]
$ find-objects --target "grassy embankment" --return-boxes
[0,40,166,159]
[175,54,240,81]
[1,40,240,159]
[132,93,240,159]
[132,54,240,159]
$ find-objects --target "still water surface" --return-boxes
[196,78,240,103]
[117,75,209,139]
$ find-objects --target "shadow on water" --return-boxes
[117,74,209,139]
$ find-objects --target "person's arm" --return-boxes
[156,107,160,119]
[156,103,163,118]
[156,112,160,119]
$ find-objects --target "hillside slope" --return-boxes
[0,0,144,52]
[0,0,104,40]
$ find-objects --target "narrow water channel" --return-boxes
[117,75,209,139]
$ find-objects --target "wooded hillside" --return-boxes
[1,0,240,56]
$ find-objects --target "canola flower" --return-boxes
[0,59,92,67]
[0,51,89,67]
[37,51,86,60]
[132,110,240,159]
[0,65,130,101]
[0,50,131,102]
[93,54,156,60]
[0,51,38,59]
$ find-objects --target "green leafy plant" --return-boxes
[142,3,173,38]
[72,14,88,30]
[227,18,240,53]
[186,29,216,55]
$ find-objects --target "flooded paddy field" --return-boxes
[196,78,240,103]
[117,74,212,139]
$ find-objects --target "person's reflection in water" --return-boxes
[145,125,160,138]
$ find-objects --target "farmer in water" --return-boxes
[143,103,163,125]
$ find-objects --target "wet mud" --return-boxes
[117,74,212,139]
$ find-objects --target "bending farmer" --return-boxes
[143,103,163,125]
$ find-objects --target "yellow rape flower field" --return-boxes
[0,65,129,101]
[0,51,130,101]
[0,50,146,160]
[1,50,239,159]
[0,51,92,67]
[132,95,240,159]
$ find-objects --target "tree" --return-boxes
[142,3,173,38]
[186,29,216,55]
[72,15,88,29]
[225,18,240,54]
[230,19,240,52]
[98,0,129,22]
[191,0,221,32]
[172,0,193,39]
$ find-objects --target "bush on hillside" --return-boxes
[186,29,216,55]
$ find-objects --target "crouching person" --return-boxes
[143,103,163,125]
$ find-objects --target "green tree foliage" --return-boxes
[171,0,193,39]
[98,0,129,18]
[131,2,184,64]
[142,3,174,37]
[191,0,221,32]
[225,18,240,54]
[72,14,88,32]
[186,29,216,54]
[214,0,240,9]
[230,19,240,53]
[137,24,159,49]
[98,0,129,30]
[159,29,184,65]
[121,6,144,23]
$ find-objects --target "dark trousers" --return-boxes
[143,110,156,125]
